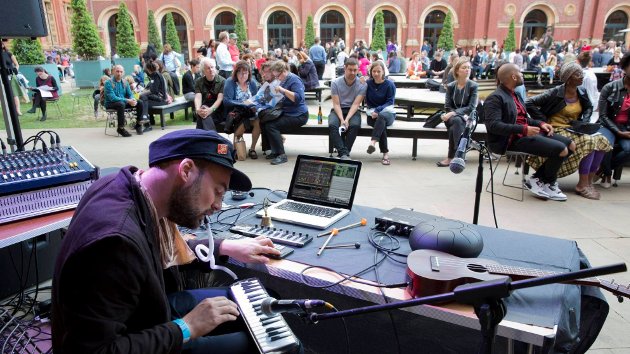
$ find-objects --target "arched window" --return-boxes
[320,10,345,45]
[161,12,189,59]
[423,10,445,56]
[267,11,293,51]
[522,10,548,43]
[108,14,118,55]
[603,10,628,42]
[372,10,398,43]
[214,11,236,40]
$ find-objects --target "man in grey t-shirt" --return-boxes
[329,58,367,159]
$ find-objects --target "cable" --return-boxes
[372,234,401,354]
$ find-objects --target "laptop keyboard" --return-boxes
[277,201,342,218]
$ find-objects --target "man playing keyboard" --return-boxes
[52,130,290,353]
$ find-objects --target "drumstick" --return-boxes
[317,218,367,237]
[317,229,339,256]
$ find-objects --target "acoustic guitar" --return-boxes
[406,249,630,302]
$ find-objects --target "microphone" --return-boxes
[260,297,326,316]
[449,112,477,174]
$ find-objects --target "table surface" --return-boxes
[395,88,446,104]
[208,201,593,348]
[0,210,74,249]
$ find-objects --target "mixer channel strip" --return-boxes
[230,224,313,247]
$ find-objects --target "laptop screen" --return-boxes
[287,155,362,209]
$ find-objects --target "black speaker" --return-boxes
[0,0,48,38]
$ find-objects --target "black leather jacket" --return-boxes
[525,84,593,123]
[597,79,629,134]
[484,85,544,154]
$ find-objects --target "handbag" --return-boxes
[234,137,247,161]
[424,110,445,128]
[225,106,254,134]
[569,121,600,135]
[258,105,283,123]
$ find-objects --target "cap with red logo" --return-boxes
[148,129,252,191]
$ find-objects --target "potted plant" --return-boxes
[371,11,387,53]
[113,2,140,75]
[234,10,248,52]
[70,0,108,87]
[437,11,455,58]
[504,18,517,59]
[305,16,315,49]
[12,38,63,94]
[147,10,162,52]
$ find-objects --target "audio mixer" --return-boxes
[0,146,98,224]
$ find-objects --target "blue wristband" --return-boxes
[172,318,191,343]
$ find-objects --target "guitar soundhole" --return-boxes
[467,264,488,273]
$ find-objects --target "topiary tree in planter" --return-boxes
[114,2,140,75]
[11,38,45,65]
[164,13,181,53]
[148,10,162,52]
[12,38,62,94]
[437,11,455,52]
[234,10,248,51]
[305,16,315,49]
[371,11,386,52]
[115,2,139,58]
[504,18,517,52]
[70,0,105,60]
[70,0,108,87]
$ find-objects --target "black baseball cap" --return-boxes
[148,129,252,191]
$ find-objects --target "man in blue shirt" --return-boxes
[328,58,366,159]
[309,37,327,80]
[104,65,149,137]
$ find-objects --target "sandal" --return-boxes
[381,158,391,165]
[575,186,600,200]
[248,149,258,160]
[436,160,450,167]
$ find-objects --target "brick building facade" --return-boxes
[42,0,629,59]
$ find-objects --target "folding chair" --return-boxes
[104,104,136,136]
[35,98,63,120]
[71,80,97,114]
[485,151,533,202]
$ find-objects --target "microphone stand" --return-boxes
[305,263,627,354]
[471,140,486,225]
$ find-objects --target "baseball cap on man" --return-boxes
[148,129,252,191]
[229,33,238,40]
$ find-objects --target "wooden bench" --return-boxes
[148,98,195,129]
[280,119,487,160]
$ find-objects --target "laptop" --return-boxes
[257,155,362,229]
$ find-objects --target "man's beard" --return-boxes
[166,175,206,229]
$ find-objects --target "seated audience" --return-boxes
[156,60,176,99]
[578,51,599,109]
[223,60,261,158]
[387,51,401,74]
[437,57,478,167]
[296,51,319,90]
[526,62,611,199]
[485,64,573,201]
[26,66,58,122]
[263,61,309,165]
[407,52,427,78]
[441,52,459,92]
[596,52,630,188]
[365,61,396,165]
[194,58,225,131]
[93,68,111,118]
[104,65,149,137]
[140,60,171,126]
[182,59,201,101]
[370,52,389,77]
[543,50,558,84]
[429,51,447,78]
[358,50,371,77]
[159,44,181,95]
[328,58,367,160]
[252,61,284,156]
[528,50,544,86]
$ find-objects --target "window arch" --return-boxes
[108,14,118,55]
[522,10,548,43]
[214,11,235,40]
[604,10,628,42]
[423,10,445,56]
[320,10,345,45]
[161,12,189,59]
[267,11,293,51]
[372,10,398,43]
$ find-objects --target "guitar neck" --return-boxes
[486,264,602,287]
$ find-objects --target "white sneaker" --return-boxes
[543,182,567,201]
[525,176,549,199]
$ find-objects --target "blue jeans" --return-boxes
[367,110,396,153]
[599,126,630,176]
[329,109,361,156]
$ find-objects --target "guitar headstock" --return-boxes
[599,279,630,302]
